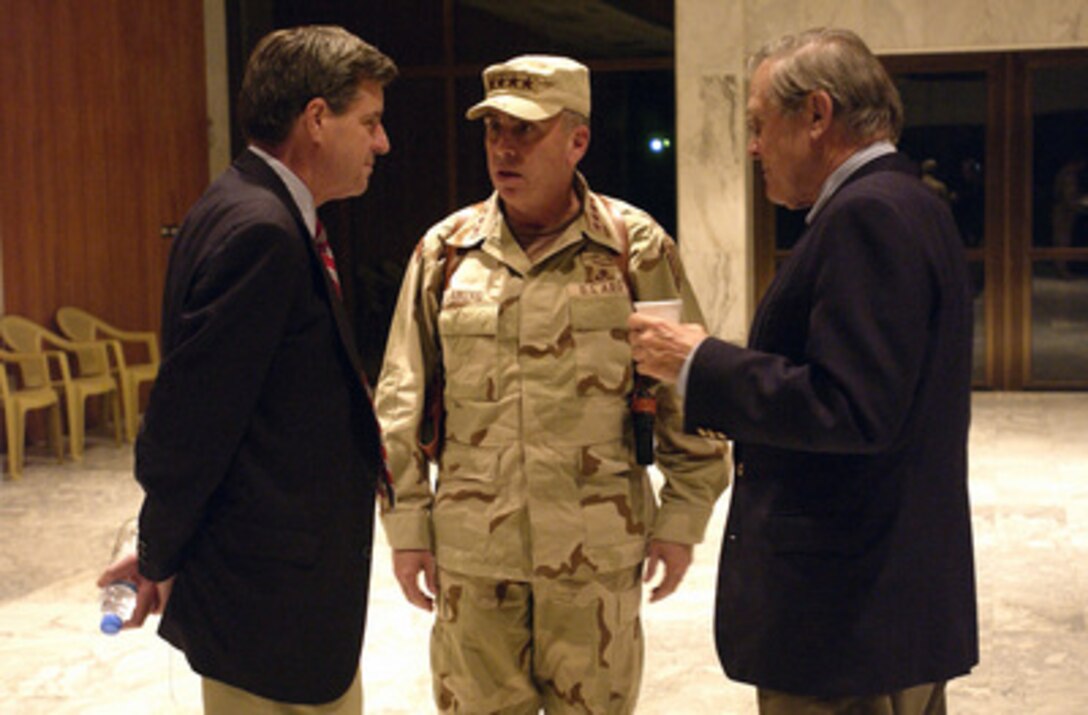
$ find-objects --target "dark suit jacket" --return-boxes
[135,150,387,704]
[686,153,978,696]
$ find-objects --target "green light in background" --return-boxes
[648,135,672,154]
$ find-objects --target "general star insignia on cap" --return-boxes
[488,74,545,92]
[467,54,591,122]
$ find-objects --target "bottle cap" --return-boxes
[100,613,124,635]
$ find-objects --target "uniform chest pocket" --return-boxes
[569,294,633,397]
[438,302,500,401]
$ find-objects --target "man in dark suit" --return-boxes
[96,26,396,713]
[628,28,977,715]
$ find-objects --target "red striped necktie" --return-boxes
[314,220,342,298]
[314,221,393,504]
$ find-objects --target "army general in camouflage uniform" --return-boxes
[375,55,729,714]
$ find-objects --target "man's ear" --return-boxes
[301,97,329,140]
[569,124,590,163]
[807,90,834,140]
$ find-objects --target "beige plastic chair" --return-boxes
[56,307,160,442]
[0,315,121,460]
[1,349,64,478]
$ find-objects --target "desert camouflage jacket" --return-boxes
[376,175,729,580]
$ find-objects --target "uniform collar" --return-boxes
[446,173,624,273]
[579,174,626,255]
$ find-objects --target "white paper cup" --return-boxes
[633,299,682,322]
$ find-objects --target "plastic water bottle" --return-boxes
[99,517,139,635]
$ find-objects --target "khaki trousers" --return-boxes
[757,681,946,715]
[202,668,362,715]
[431,566,643,714]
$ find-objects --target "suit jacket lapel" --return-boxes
[749,153,919,348]
[234,150,371,388]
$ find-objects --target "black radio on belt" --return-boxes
[631,378,656,465]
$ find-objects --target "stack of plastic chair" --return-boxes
[1,349,65,478]
[56,307,160,443]
[0,315,121,460]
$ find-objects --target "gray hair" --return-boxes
[238,25,397,145]
[748,28,903,143]
[560,109,589,130]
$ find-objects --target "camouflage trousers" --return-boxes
[431,565,644,714]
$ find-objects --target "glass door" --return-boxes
[1021,56,1088,386]
[887,58,997,386]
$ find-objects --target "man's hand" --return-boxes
[643,539,694,603]
[627,313,707,384]
[96,553,174,629]
[392,549,437,611]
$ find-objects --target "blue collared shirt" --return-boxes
[248,144,319,240]
[805,141,896,224]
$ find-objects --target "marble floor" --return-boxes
[1,392,1086,714]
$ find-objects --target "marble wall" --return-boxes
[204,0,231,182]
[676,0,1088,341]
[676,1,749,341]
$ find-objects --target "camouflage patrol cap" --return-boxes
[466,55,591,121]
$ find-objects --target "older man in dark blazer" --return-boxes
[628,28,977,715]
[97,26,396,712]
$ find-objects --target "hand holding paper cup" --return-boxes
[633,299,682,323]
[628,298,705,384]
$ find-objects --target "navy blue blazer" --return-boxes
[686,153,978,696]
[136,150,386,703]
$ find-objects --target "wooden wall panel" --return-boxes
[0,0,208,335]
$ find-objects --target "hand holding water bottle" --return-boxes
[96,517,174,634]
